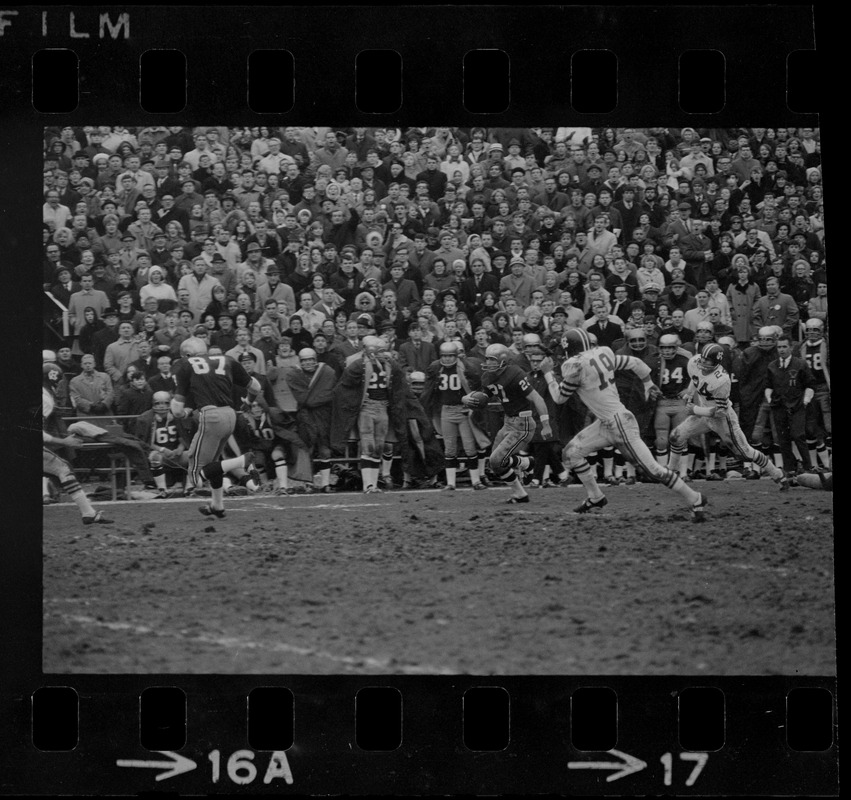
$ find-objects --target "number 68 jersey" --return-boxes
[560,346,652,422]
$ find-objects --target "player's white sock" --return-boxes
[706,450,716,474]
[655,449,668,467]
[670,476,701,506]
[222,476,232,490]
[154,473,167,490]
[319,468,331,488]
[221,454,247,474]
[469,467,481,485]
[624,462,636,479]
[43,477,51,497]
[445,467,456,487]
[211,486,224,510]
[275,460,288,489]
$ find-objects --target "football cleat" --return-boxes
[242,451,262,488]
[574,496,608,513]
[441,484,456,491]
[199,504,226,518]
[506,494,530,504]
[776,475,791,491]
[691,493,709,523]
[364,485,383,494]
[82,511,113,525]
[471,482,487,490]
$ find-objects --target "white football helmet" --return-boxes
[361,335,386,355]
[658,333,680,360]
[439,341,459,366]
[180,336,208,357]
[298,347,318,372]
[482,343,510,373]
[757,326,778,350]
[152,391,171,414]
[694,321,715,344]
[521,332,544,355]
[805,318,825,343]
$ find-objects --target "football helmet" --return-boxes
[562,328,594,357]
[805,318,825,342]
[757,326,778,350]
[627,327,647,352]
[482,343,510,373]
[439,341,459,366]
[42,349,57,363]
[42,362,61,386]
[152,391,171,414]
[717,336,736,350]
[408,371,426,395]
[658,333,680,360]
[521,332,544,355]
[180,336,208,357]
[298,347,318,372]
[361,335,386,355]
[694,321,715,344]
[698,343,725,374]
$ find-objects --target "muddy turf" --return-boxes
[43,481,835,675]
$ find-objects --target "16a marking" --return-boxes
[208,750,293,786]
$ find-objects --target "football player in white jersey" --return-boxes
[555,329,709,521]
[668,343,790,489]
[42,363,112,524]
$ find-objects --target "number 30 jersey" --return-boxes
[686,355,731,414]
[173,354,252,409]
[559,346,651,422]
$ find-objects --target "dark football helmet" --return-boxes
[562,328,594,357]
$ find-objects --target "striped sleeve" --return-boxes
[614,355,652,380]
[558,359,582,400]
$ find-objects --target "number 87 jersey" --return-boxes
[559,346,651,422]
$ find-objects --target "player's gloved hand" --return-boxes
[539,356,554,374]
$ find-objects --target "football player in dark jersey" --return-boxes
[651,333,692,479]
[134,391,193,497]
[796,318,831,470]
[171,337,262,518]
[421,341,486,490]
[463,343,552,503]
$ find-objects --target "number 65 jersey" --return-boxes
[559,346,652,422]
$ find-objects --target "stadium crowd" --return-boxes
[41,125,829,502]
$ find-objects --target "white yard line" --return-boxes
[52,613,457,675]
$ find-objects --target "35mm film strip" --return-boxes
[0,4,834,796]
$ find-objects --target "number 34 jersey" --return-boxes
[173,354,252,409]
[560,346,651,422]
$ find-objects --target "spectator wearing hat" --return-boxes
[237,241,275,285]
[638,283,664,318]
[679,140,715,179]
[499,257,537,309]
[138,265,177,309]
[382,261,421,309]
[50,264,79,307]
[662,204,692,250]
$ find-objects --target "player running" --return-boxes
[171,337,263,518]
[554,328,709,521]
[668,343,790,491]
[462,343,551,504]
[42,362,112,525]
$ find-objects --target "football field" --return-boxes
[43,481,835,675]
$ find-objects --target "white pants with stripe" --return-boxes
[564,410,669,481]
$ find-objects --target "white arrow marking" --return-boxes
[567,749,647,782]
[116,751,197,781]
